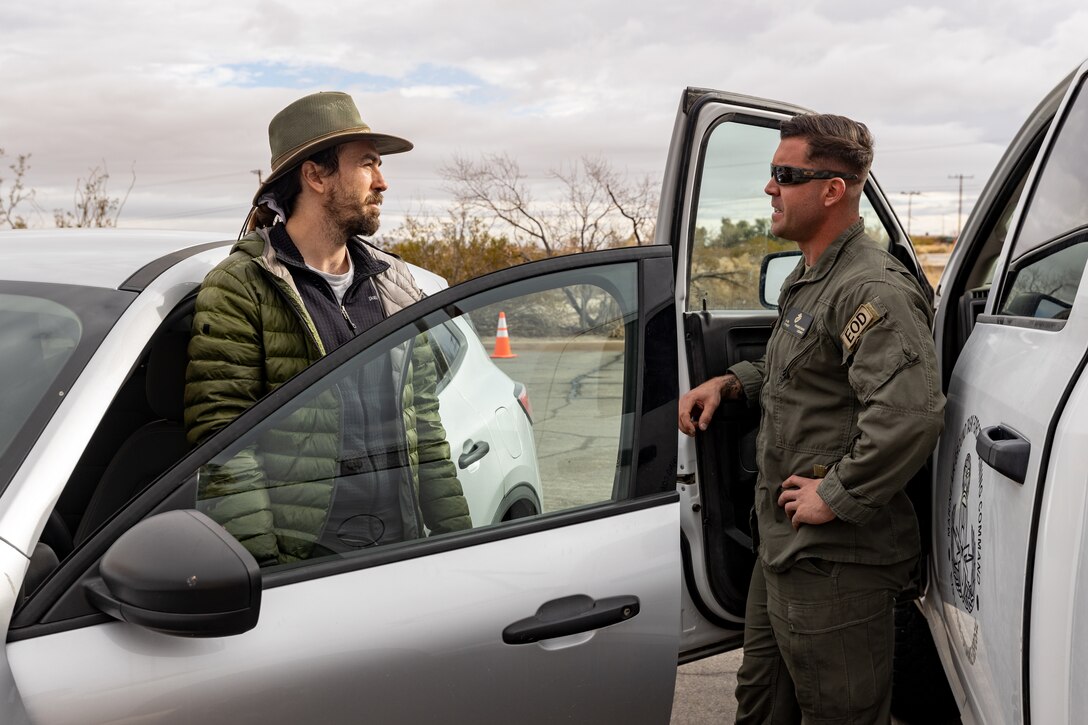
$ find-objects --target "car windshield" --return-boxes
[0,283,133,491]
[0,295,82,457]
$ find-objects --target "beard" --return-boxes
[324,182,382,239]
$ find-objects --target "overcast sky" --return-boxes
[2,1,1086,240]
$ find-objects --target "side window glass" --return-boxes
[979,172,1031,287]
[689,119,892,311]
[427,321,465,392]
[193,264,641,568]
[1014,78,1088,256]
[997,239,1088,319]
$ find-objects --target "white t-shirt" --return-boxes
[307,256,355,305]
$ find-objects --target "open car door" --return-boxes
[4,247,686,725]
[661,89,930,660]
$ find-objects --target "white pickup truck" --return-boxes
[670,59,1088,724]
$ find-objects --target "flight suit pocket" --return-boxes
[787,589,893,722]
[847,314,923,407]
[771,324,854,456]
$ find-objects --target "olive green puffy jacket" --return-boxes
[184,230,471,564]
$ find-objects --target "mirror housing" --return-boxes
[759,251,802,309]
[85,510,261,638]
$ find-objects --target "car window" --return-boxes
[191,261,652,569]
[688,118,891,311]
[997,238,1088,319]
[976,172,1031,288]
[428,320,465,392]
[1013,76,1088,258]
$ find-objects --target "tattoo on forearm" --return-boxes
[722,374,744,400]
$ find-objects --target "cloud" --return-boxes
[0,0,1085,233]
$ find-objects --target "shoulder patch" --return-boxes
[840,302,883,352]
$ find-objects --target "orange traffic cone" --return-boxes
[490,311,517,359]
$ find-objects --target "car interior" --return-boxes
[24,297,197,601]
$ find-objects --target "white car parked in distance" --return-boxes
[408,263,542,525]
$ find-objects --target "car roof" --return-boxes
[0,229,453,295]
[0,229,232,290]
[406,262,448,295]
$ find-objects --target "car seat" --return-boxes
[72,314,192,545]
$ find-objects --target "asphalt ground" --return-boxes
[486,337,627,512]
[671,651,743,723]
[668,651,959,724]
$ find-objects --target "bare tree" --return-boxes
[54,163,135,228]
[439,153,659,326]
[552,158,622,254]
[441,153,658,254]
[383,202,522,285]
[582,156,657,246]
[441,153,555,258]
[0,149,35,229]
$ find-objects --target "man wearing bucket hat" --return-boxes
[185,92,471,565]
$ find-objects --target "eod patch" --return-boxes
[840,302,883,351]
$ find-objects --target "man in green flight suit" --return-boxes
[678,114,944,723]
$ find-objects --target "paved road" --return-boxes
[488,338,626,512]
[671,651,743,723]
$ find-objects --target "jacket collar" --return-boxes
[783,218,865,291]
[267,223,391,281]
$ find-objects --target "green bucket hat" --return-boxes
[253,91,413,205]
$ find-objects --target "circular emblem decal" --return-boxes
[946,415,984,662]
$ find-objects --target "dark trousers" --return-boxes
[734,556,913,724]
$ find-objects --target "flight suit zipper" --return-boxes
[778,334,820,382]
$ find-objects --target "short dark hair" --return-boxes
[253,144,342,227]
[780,114,873,179]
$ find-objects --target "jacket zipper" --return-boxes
[340,304,358,333]
[256,264,325,357]
[396,336,425,536]
[778,334,820,382]
[774,285,819,383]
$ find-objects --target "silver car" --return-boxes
[1,231,584,724]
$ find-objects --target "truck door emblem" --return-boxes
[947,414,984,664]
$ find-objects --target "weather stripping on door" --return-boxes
[502,594,641,644]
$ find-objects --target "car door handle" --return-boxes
[458,440,490,469]
[502,594,641,644]
[976,425,1030,484]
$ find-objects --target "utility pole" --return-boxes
[948,174,973,239]
[251,169,263,185]
[900,191,922,237]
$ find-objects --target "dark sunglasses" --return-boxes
[770,164,859,185]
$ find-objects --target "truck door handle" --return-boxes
[458,440,490,468]
[976,425,1030,484]
[502,594,641,644]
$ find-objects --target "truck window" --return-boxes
[689,119,892,311]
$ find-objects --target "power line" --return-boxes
[899,191,922,237]
[948,174,974,237]
[137,204,245,220]
[137,171,255,188]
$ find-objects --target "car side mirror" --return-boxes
[759,251,802,309]
[84,510,261,638]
